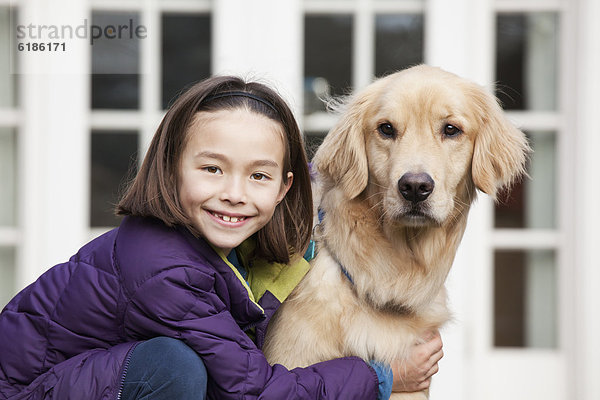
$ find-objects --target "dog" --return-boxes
[263,65,530,399]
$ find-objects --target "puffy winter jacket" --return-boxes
[0,216,378,399]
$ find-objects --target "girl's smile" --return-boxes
[207,210,249,224]
[178,108,293,256]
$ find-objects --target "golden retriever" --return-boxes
[263,65,530,399]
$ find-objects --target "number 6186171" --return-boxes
[17,42,66,52]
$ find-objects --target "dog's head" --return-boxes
[314,65,530,228]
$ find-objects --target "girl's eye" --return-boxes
[377,122,396,139]
[443,124,463,137]
[251,173,268,181]
[204,166,222,174]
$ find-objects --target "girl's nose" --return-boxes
[220,176,247,204]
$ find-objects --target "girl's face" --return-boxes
[179,108,293,256]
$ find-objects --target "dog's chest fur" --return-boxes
[263,194,461,366]
[313,248,450,365]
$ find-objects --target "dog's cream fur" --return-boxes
[263,65,530,399]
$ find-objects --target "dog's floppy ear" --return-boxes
[313,90,374,199]
[470,87,531,200]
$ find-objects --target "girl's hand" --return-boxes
[391,330,444,392]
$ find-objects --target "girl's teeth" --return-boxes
[213,212,244,223]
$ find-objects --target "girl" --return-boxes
[0,76,442,399]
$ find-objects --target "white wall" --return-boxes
[573,0,600,398]
[17,0,90,288]
[213,0,303,115]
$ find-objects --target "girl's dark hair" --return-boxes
[117,76,313,263]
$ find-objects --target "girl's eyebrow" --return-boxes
[194,151,280,168]
[194,151,227,161]
[250,159,280,168]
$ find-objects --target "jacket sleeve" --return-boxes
[122,265,378,400]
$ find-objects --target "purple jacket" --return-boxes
[0,216,378,399]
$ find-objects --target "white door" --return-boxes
[432,1,570,399]
[302,1,571,399]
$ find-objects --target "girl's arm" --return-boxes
[124,266,378,400]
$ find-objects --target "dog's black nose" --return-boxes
[398,173,435,203]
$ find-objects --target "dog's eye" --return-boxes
[377,123,396,138]
[443,124,462,137]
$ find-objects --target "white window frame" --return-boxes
[89,0,212,238]
[303,0,425,133]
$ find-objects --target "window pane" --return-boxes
[495,131,556,229]
[375,14,424,78]
[495,13,559,111]
[304,15,353,114]
[0,246,16,309]
[162,14,211,109]
[494,249,557,348]
[0,128,17,226]
[91,11,142,109]
[0,7,17,107]
[91,131,138,227]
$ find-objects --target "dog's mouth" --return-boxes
[377,193,442,228]
[397,205,438,227]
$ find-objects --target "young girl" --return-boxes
[0,76,442,399]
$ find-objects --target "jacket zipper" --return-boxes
[242,311,266,332]
[116,342,140,400]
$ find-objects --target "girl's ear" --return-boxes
[471,87,531,200]
[313,88,377,200]
[277,172,294,204]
